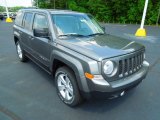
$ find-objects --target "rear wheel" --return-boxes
[16,41,28,62]
[55,66,82,107]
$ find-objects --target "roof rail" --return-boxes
[21,7,38,9]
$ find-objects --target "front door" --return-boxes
[30,13,52,67]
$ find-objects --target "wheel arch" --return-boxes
[14,35,19,44]
[50,50,90,93]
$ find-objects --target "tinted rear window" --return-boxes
[23,12,33,31]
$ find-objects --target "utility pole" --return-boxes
[135,0,149,37]
[4,0,12,22]
[54,0,55,9]
[156,6,160,26]
[31,0,33,7]
[37,0,39,8]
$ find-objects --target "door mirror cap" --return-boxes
[33,28,49,38]
[101,26,105,32]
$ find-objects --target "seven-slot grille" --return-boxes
[118,51,144,78]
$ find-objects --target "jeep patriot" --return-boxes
[13,9,149,106]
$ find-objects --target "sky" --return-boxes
[0,0,32,7]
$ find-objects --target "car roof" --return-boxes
[20,8,85,15]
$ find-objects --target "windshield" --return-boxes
[51,14,104,37]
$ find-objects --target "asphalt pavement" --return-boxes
[0,21,160,120]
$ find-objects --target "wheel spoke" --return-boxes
[65,90,70,100]
[65,76,70,86]
[18,45,20,50]
[68,87,73,96]
[60,75,66,85]
[58,85,65,91]
[17,44,22,59]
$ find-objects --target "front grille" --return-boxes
[118,51,144,78]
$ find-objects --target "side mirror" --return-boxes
[33,28,49,38]
[101,26,105,32]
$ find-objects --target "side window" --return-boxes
[23,13,33,31]
[15,11,23,26]
[33,14,48,30]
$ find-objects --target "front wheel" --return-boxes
[55,66,82,107]
[16,41,28,62]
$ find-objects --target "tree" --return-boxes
[0,6,5,12]
[32,0,160,25]
[9,6,24,12]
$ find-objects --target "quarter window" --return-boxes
[15,11,23,26]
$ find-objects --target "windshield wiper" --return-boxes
[87,33,104,36]
[58,33,85,37]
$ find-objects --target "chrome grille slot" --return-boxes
[138,54,141,68]
[119,60,123,77]
[140,53,143,66]
[129,58,132,73]
[124,59,128,75]
[133,56,136,71]
[136,55,139,69]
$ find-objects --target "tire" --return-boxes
[15,41,28,62]
[55,66,82,107]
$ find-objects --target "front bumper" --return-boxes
[83,61,149,99]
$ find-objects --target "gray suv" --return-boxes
[13,9,149,106]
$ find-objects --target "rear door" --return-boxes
[30,13,52,67]
[20,12,34,53]
[14,11,24,46]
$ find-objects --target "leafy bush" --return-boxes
[34,0,160,25]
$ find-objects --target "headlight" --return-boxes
[103,61,114,75]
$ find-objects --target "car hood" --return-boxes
[57,34,144,61]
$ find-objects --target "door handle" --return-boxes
[18,30,22,34]
[29,36,34,40]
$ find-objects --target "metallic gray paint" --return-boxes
[13,9,149,99]
[57,34,144,61]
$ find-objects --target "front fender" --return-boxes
[50,50,90,93]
